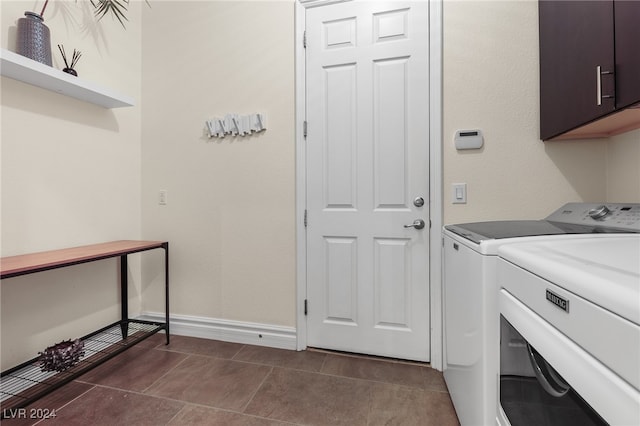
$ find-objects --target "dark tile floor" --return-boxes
[2,334,460,426]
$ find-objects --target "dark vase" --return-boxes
[16,11,52,66]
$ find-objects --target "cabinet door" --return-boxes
[539,1,615,140]
[614,0,640,109]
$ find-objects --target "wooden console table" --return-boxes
[0,240,169,415]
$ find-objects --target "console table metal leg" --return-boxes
[120,254,129,339]
[164,242,170,345]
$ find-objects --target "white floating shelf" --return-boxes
[0,48,134,108]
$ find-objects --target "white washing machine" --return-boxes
[497,235,640,426]
[443,203,640,426]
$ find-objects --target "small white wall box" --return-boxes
[454,129,484,150]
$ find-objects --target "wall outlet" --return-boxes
[452,183,467,204]
[159,190,167,205]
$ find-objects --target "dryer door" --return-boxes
[499,289,639,426]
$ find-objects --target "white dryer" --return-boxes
[497,235,640,426]
[442,203,640,426]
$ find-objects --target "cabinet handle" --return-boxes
[596,65,614,106]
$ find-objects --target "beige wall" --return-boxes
[607,129,640,202]
[443,0,611,224]
[139,1,296,326]
[1,1,143,369]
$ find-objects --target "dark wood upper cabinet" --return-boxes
[614,1,640,110]
[539,0,640,141]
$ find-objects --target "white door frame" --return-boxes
[294,0,444,370]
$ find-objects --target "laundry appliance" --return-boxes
[442,203,640,426]
[497,235,640,426]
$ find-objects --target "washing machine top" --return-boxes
[445,220,607,244]
[445,202,640,245]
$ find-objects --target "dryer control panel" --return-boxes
[546,203,640,231]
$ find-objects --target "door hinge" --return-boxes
[303,121,308,138]
[304,209,308,227]
[304,299,308,315]
[303,31,307,49]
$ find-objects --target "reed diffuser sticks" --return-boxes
[58,44,81,76]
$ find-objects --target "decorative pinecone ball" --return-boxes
[38,339,85,372]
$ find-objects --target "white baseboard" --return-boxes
[137,312,297,351]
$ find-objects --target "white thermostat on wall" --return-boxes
[454,129,484,150]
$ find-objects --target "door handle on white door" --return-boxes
[404,219,425,230]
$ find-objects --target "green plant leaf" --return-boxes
[90,0,129,28]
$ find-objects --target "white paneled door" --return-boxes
[305,1,430,361]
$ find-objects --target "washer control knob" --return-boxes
[588,205,611,220]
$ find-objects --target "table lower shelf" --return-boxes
[0,319,167,416]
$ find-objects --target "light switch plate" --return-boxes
[452,183,467,204]
[159,190,167,205]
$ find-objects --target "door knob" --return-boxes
[404,219,425,230]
